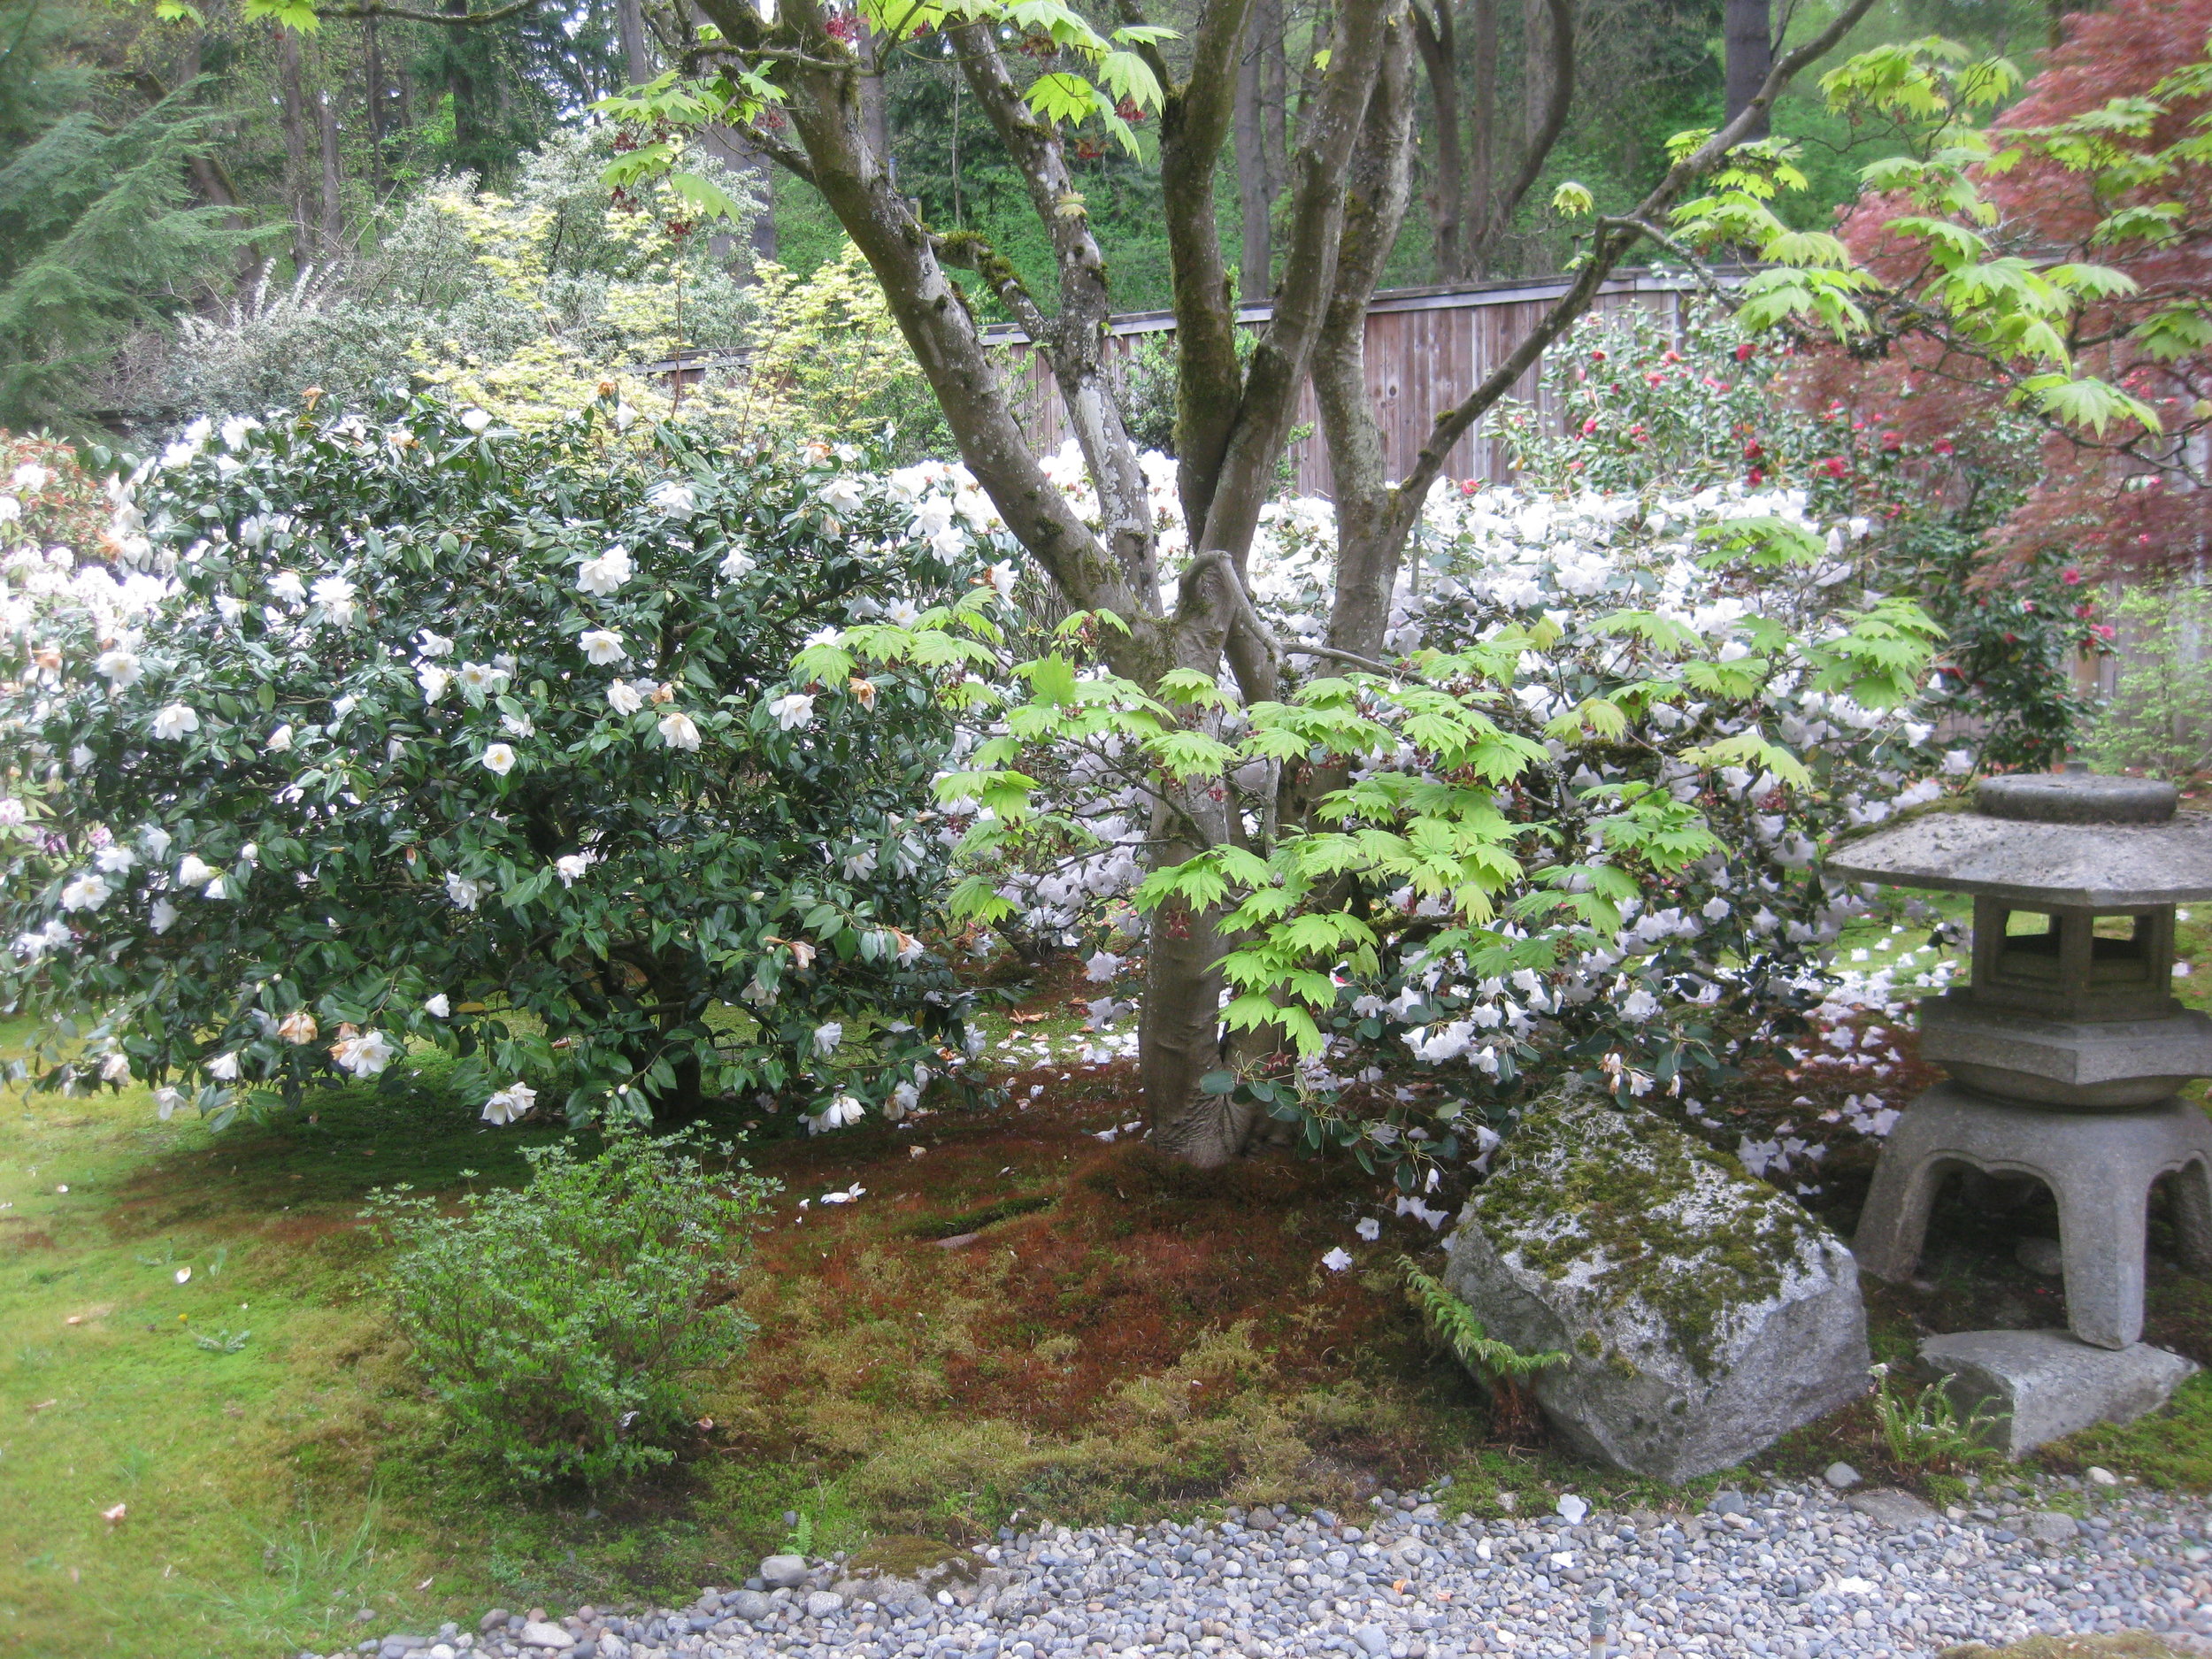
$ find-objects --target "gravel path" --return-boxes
[311,1472,2212,1659]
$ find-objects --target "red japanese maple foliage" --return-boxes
[1805,0,2212,573]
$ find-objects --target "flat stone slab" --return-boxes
[1443,1082,1869,1483]
[1848,1487,1939,1526]
[1922,1327,2199,1457]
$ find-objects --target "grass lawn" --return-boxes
[8,915,2212,1657]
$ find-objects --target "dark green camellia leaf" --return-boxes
[1,398,989,1137]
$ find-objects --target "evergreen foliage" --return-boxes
[0,90,259,430]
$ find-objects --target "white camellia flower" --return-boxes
[480,742,518,777]
[768,693,814,732]
[153,1086,184,1120]
[100,1051,132,1082]
[501,713,534,738]
[202,875,228,900]
[657,710,702,751]
[554,853,592,886]
[176,854,216,887]
[607,680,645,716]
[95,649,141,687]
[812,1021,844,1056]
[277,1010,319,1044]
[459,407,494,434]
[330,1028,397,1078]
[424,994,450,1018]
[886,599,922,627]
[219,416,259,450]
[580,629,626,665]
[417,629,455,658]
[455,661,508,701]
[94,845,134,874]
[480,1081,536,1125]
[445,872,487,910]
[310,574,358,625]
[149,898,177,934]
[265,723,294,754]
[647,480,698,517]
[988,561,1018,600]
[418,663,451,703]
[151,703,199,741]
[59,872,111,912]
[139,826,172,860]
[577,546,634,596]
[1321,1247,1354,1272]
[808,1094,865,1133]
[267,571,307,604]
[206,1052,241,1080]
[1355,1217,1382,1241]
[718,546,756,580]
[819,477,866,514]
[1084,950,1124,983]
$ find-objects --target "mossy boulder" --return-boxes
[1441,1081,1870,1482]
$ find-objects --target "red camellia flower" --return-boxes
[1747,466,1766,485]
[2061,566,2084,584]
[1581,417,1599,436]
[2094,624,2117,641]
[1818,457,1848,478]
[1734,342,1755,362]
[1932,438,1955,456]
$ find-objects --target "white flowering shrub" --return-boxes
[0,399,984,1134]
[812,434,1945,1187]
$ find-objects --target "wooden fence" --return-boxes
[983,269,1707,495]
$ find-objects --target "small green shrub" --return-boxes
[366,1127,776,1488]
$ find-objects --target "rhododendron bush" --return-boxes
[813,426,1943,1187]
[0,401,983,1132]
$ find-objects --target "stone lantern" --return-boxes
[1826,767,2212,1449]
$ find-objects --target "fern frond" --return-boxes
[1399,1257,1567,1385]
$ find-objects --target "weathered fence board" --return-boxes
[984,270,1703,495]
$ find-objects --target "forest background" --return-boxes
[1,0,2067,439]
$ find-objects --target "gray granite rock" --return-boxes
[757,1553,809,1588]
[1441,1083,1870,1482]
[1924,1327,2200,1455]
[2029,1510,2081,1543]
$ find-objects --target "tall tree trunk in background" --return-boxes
[1724,0,1772,136]
[1411,2,1466,282]
[444,0,487,170]
[618,0,654,84]
[276,27,314,267]
[317,89,344,253]
[1234,0,1280,300]
[364,12,386,197]
[1468,0,1495,266]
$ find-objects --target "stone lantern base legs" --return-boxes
[1854,1082,2212,1349]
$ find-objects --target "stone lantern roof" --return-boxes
[1828,772,2212,908]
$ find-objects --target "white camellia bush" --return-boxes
[0,399,997,1133]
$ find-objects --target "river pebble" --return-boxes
[303,1473,2212,1659]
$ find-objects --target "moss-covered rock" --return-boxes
[1441,1080,1870,1482]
